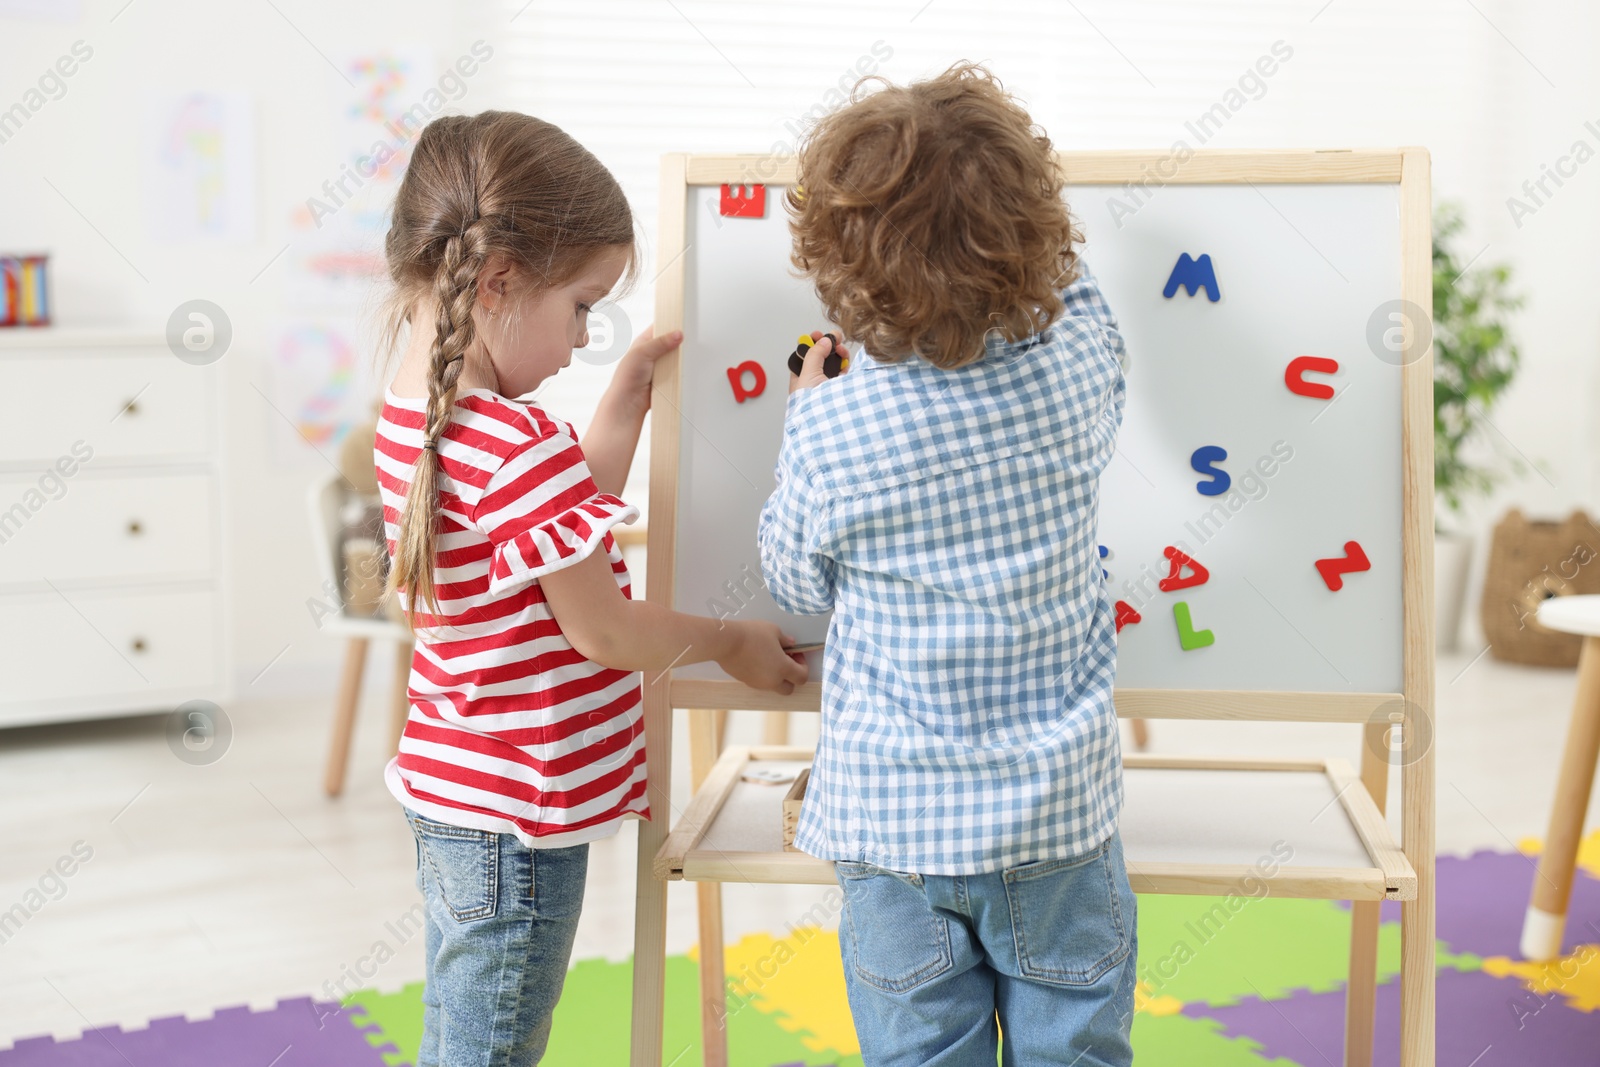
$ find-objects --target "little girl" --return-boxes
[375,110,806,1065]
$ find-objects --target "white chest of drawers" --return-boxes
[0,329,230,726]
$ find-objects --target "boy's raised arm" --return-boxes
[1059,261,1128,368]
[1058,261,1120,330]
[757,440,837,617]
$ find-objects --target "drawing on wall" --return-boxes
[283,49,437,311]
[292,47,437,245]
[342,49,436,186]
[265,49,439,468]
[282,202,389,312]
[143,92,255,243]
[266,319,375,466]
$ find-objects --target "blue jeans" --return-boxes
[834,832,1137,1067]
[404,808,588,1066]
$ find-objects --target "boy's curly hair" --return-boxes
[786,62,1080,370]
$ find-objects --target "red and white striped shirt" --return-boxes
[374,387,647,847]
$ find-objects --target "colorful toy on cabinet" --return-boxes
[0,254,51,327]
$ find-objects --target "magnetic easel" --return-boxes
[630,149,1437,1067]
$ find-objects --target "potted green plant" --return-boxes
[1433,202,1524,651]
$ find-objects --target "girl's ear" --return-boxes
[476,253,516,314]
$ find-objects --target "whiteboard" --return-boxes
[673,184,832,681]
[671,177,1404,692]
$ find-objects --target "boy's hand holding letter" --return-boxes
[789,330,850,393]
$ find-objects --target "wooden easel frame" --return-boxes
[631,149,1435,1067]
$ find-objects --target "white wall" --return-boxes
[0,0,499,692]
[1446,3,1600,646]
[2,0,1595,690]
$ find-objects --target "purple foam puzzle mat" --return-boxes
[1341,848,1600,959]
[1187,967,1600,1067]
[0,998,395,1067]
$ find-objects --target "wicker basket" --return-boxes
[1480,510,1600,667]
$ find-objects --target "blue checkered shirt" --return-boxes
[758,266,1127,875]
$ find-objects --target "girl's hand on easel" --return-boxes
[718,620,809,694]
[789,331,849,394]
[609,325,683,414]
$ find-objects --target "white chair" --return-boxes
[307,470,415,797]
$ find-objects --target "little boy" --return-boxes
[758,64,1135,1066]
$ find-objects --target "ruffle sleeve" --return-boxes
[470,425,639,596]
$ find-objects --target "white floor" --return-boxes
[1,646,1596,1046]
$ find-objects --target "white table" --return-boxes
[1521,595,1600,958]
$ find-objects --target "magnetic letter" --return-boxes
[1190,446,1231,497]
[1163,253,1221,302]
[1285,355,1339,400]
[1173,601,1216,650]
[719,184,767,218]
[1158,546,1210,592]
[727,360,767,403]
[1315,541,1371,591]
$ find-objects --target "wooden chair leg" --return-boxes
[389,638,414,756]
[1522,635,1600,959]
[689,708,730,1067]
[323,637,369,797]
[630,677,674,1067]
[1130,718,1150,752]
[1344,720,1391,1067]
[762,710,789,746]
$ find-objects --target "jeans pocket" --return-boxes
[836,861,952,994]
[1002,836,1131,986]
[408,813,499,923]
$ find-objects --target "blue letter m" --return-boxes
[1163,253,1220,302]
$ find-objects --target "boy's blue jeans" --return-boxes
[403,808,588,1066]
[835,831,1137,1066]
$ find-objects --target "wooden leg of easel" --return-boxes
[323,637,369,797]
[714,708,728,752]
[762,711,789,746]
[1396,151,1435,1067]
[631,674,674,1067]
[1522,635,1600,959]
[1344,721,1391,1067]
[1346,902,1382,1067]
[389,638,414,756]
[690,708,730,1067]
[695,882,728,1066]
[1399,701,1435,1067]
[1129,718,1150,752]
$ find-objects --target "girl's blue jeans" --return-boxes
[834,831,1138,1066]
[403,808,588,1066]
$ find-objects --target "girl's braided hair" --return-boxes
[381,111,635,628]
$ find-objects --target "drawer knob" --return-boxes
[121,399,140,417]
[127,520,143,536]
[131,637,148,654]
